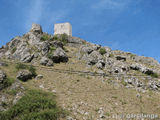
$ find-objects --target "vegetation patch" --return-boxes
[41,34,51,41]
[54,34,68,45]
[47,46,56,59]
[151,73,159,78]
[99,48,106,55]
[11,47,17,54]
[0,89,66,120]
[109,54,114,58]
[1,77,15,89]
[16,63,37,76]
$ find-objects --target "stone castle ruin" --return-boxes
[54,22,72,36]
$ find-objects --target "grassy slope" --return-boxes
[24,46,160,119]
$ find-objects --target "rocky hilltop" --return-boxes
[0,24,160,120]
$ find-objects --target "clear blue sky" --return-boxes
[0,0,160,61]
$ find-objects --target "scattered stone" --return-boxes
[36,74,43,80]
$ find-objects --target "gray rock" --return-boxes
[12,42,33,62]
[0,61,8,66]
[96,60,105,69]
[52,47,68,63]
[68,36,85,44]
[130,63,156,75]
[41,42,50,56]
[36,74,43,80]
[40,57,53,66]
[8,36,21,49]
[81,46,94,54]
[16,70,33,81]
[50,41,63,48]
[116,55,126,61]
[132,56,159,66]
[28,32,42,45]
[87,51,103,65]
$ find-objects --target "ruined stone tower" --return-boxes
[54,22,72,36]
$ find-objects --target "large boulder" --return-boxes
[12,42,33,63]
[51,48,68,63]
[41,42,50,56]
[16,70,33,81]
[0,70,7,90]
[87,51,103,65]
[40,57,53,66]
[96,60,105,69]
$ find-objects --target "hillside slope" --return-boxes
[0,24,160,120]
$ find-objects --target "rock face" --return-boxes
[16,70,33,81]
[40,57,53,66]
[0,23,69,66]
[52,47,68,63]
[0,70,7,90]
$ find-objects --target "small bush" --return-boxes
[0,89,66,120]
[28,65,37,77]
[11,47,17,54]
[2,77,15,89]
[41,34,51,41]
[47,47,56,59]
[53,35,58,40]
[16,63,28,70]
[151,73,159,78]
[99,48,106,55]
[109,54,114,57]
[56,34,68,45]
[16,63,37,76]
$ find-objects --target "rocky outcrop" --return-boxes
[16,70,33,81]
[51,47,68,63]
[0,23,69,66]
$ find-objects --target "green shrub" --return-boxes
[151,73,159,78]
[53,35,58,40]
[11,47,17,54]
[0,89,66,120]
[99,48,106,55]
[47,47,56,59]
[55,34,68,45]
[28,65,37,77]
[41,34,51,41]
[2,77,15,89]
[109,54,114,57]
[16,63,28,70]
[16,63,37,76]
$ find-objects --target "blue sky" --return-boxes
[0,0,160,61]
